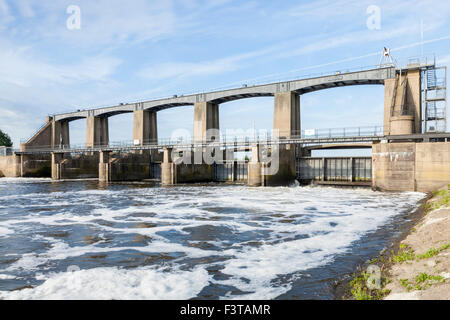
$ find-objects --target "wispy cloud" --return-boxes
[0,43,121,88]
[0,0,177,45]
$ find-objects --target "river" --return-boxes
[0,178,425,299]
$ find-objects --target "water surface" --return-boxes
[0,178,424,299]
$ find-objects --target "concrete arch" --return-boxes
[53,67,395,121]
[293,79,384,95]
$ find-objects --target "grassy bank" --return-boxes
[343,185,450,300]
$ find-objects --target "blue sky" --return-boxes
[0,0,449,147]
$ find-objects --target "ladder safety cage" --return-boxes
[423,66,447,133]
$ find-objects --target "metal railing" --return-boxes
[0,147,14,156]
[20,121,50,144]
[16,126,385,154]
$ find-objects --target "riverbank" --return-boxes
[343,185,450,300]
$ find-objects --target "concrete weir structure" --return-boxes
[3,62,449,192]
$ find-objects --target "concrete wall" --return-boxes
[53,154,99,180]
[175,164,214,183]
[109,153,151,181]
[21,154,51,177]
[0,154,51,177]
[0,155,20,177]
[264,145,296,186]
[20,119,53,151]
[372,141,450,192]
[415,142,450,192]
[247,144,297,187]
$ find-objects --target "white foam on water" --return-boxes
[0,226,13,237]
[0,178,52,184]
[0,183,426,299]
[0,266,210,300]
[0,274,16,280]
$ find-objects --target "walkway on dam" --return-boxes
[13,129,450,155]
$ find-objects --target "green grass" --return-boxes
[417,243,450,260]
[415,273,444,284]
[393,248,415,263]
[350,271,391,300]
[400,278,413,291]
[399,273,445,291]
[423,189,450,214]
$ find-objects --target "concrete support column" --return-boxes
[52,121,70,149]
[86,116,109,148]
[9,153,22,177]
[383,70,421,135]
[264,144,296,186]
[193,102,219,143]
[274,92,300,138]
[248,144,262,187]
[51,153,63,180]
[161,147,175,186]
[19,154,27,177]
[349,157,354,182]
[133,110,158,145]
[321,157,326,182]
[99,151,110,182]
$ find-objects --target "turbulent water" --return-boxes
[0,178,425,300]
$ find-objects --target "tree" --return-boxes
[0,129,12,147]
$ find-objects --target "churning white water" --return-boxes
[0,179,425,299]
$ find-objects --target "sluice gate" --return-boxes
[296,157,372,186]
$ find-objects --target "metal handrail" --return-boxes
[15,126,386,154]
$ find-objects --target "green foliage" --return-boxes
[349,271,391,300]
[399,273,445,292]
[400,278,413,291]
[393,248,415,263]
[0,170,4,178]
[424,189,450,214]
[0,129,12,147]
[417,243,450,260]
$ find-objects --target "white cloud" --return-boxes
[138,45,278,81]
[0,0,177,45]
[0,42,121,88]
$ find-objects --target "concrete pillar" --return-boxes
[86,116,109,148]
[349,157,354,182]
[193,102,219,143]
[274,92,300,138]
[98,151,110,182]
[248,144,262,187]
[264,144,296,186]
[51,153,63,180]
[52,121,70,149]
[133,110,158,145]
[321,157,326,181]
[6,153,22,177]
[383,70,421,135]
[161,148,175,186]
